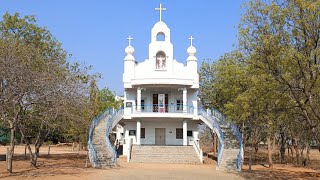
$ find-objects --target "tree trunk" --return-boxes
[213,133,217,156]
[25,143,36,167]
[7,125,15,173]
[34,143,41,165]
[293,138,300,165]
[279,132,286,163]
[254,143,259,161]
[267,135,273,168]
[209,130,216,156]
[19,125,37,167]
[306,143,310,165]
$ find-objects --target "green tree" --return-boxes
[0,12,92,172]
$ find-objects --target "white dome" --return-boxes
[153,21,169,29]
[125,45,135,55]
[187,45,196,56]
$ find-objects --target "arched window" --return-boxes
[156,51,166,70]
[156,32,165,41]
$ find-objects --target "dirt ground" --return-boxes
[240,148,320,179]
[0,145,319,180]
[0,145,241,180]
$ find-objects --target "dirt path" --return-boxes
[0,145,242,180]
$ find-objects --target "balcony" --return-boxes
[124,104,197,119]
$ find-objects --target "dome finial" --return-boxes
[187,35,197,61]
[125,35,135,61]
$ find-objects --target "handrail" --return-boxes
[132,104,194,114]
[87,108,114,167]
[209,107,243,171]
[111,109,124,129]
[192,139,203,163]
[199,109,225,168]
[106,109,124,165]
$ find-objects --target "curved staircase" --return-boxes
[219,124,241,171]
[88,107,242,171]
[88,108,123,168]
[91,117,115,167]
[199,108,243,172]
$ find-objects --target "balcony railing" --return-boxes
[132,104,194,114]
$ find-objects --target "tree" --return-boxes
[199,0,320,168]
[0,12,92,172]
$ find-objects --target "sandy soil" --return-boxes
[240,148,320,179]
[0,145,319,180]
[0,145,241,180]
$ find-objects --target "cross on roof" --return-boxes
[127,35,133,46]
[155,3,166,22]
[189,36,195,46]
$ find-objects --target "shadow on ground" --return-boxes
[240,168,320,180]
[0,153,94,178]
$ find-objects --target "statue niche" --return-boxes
[156,51,166,70]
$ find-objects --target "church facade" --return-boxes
[88,4,242,170]
[117,4,202,157]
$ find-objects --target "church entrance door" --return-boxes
[155,128,166,145]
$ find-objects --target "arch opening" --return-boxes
[156,32,165,41]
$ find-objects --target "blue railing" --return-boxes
[199,109,225,168]
[209,107,243,171]
[87,108,115,167]
[133,104,194,114]
[105,109,124,165]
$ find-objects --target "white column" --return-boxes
[193,100,198,116]
[183,120,188,146]
[137,88,141,112]
[183,88,187,113]
[136,120,141,145]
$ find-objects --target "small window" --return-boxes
[176,128,183,139]
[176,99,183,111]
[135,100,145,110]
[156,32,165,41]
[141,128,145,138]
[187,131,193,137]
[129,130,136,136]
[126,102,132,107]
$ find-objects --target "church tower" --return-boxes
[148,4,173,72]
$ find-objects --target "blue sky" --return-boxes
[0,1,247,95]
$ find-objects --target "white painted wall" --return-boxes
[123,21,199,89]
[122,119,199,156]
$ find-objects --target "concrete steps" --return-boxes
[130,145,200,164]
[219,125,240,171]
[92,117,116,168]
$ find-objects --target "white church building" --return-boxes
[89,4,242,170]
[118,4,201,157]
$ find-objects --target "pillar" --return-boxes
[137,88,141,112]
[136,120,141,145]
[183,88,187,113]
[183,120,187,146]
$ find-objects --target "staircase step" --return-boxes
[90,117,116,168]
[130,145,201,164]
